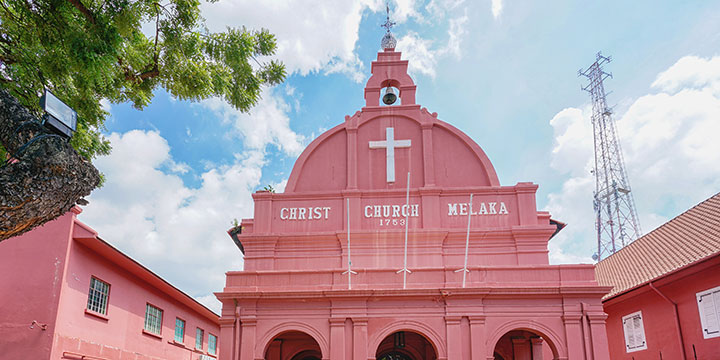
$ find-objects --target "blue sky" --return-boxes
[79,0,720,312]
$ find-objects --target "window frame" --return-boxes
[174,317,186,343]
[696,285,720,339]
[144,303,164,336]
[196,327,204,350]
[208,333,217,355]
[622,310,647,353]
[86,276,111,316]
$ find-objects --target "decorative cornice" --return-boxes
[468,316,486,325]
[444,316,462,324]
[561,314,582,324]
[241,317,257,326]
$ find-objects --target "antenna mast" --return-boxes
[579,52,642,261]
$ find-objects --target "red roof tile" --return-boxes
[595,192,720,300]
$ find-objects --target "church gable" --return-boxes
[286,47,499,194]
[240,49,556,271]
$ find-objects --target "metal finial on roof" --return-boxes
[380,3,397,49]
[381,4,396,32]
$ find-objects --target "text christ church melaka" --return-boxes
[215,30,611,360]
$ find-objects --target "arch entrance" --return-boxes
[375,331,437,360]
[264,331,322,360]
[492,329,558,360]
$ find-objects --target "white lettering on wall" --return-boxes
[447,202,509,216]
[364,204,420,218]
[280,207,331,220]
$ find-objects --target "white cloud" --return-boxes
[397,32,438,78]
[166,159,191,174]
[491,0,503,19]
[199,0,466,83]
[100,98,112,113]
[199,0,385,82]
[546,54,720,263]
[195,294,222,315]
[200,87,306,157]
[549,107,593,177]
[395,9,469,78]
[446,11,469,59]
[392,0,423,24]
[80,130,263,307]
[272,178,289,193]
[426,0,465,15]
[652,55,720,95]
[80,84,307,308]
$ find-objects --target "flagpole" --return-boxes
[455,193,472,287]
[343,197,356,289]
[397,172,412,289]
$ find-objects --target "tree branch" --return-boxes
[0,89,100,241]
[66,0,96,25]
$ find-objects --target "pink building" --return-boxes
[596,192,720,359]
[0,207,220,360]
[216,40,611,360]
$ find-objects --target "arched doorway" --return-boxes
[265,331,322,360]
[492,329,557,360]
[376,331,437,360]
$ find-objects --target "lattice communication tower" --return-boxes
[579,52,642,261]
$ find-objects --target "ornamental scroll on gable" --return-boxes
[285,49,500,193]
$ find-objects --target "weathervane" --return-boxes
[380,2,397,49]
[381,3,395,33]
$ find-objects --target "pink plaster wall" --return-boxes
[0,211,74,360]
[603,255,720,360]
[0,211,220,360]
[53,233,220,359]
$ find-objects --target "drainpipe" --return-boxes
[649,282,687,359]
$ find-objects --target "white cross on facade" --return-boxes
[369,127,411,183]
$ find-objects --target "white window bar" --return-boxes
[86,277,110,315]
[174,318,185,342]
[208,333,217,355]
[196,327,204,349]
[144,304,163,335]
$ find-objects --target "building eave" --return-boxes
[601,251,720,303]
[71,218,219,324]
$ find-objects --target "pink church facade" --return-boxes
[216,46,611,360]
[0,208,220,360]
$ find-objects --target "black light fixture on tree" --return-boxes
[1,90,78,169]
[40,89,77,138]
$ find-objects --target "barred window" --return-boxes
[196,327,204,349]
[208,333,217,355]
[174,318,185,343]
[144,304,163,335]
[86,277,110,315]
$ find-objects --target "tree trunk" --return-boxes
[0,89,100,241]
